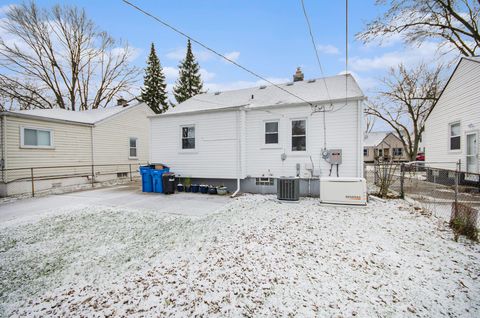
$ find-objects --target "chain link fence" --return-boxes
[365,161,480,237]
[1,163,146,199]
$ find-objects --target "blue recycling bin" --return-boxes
[152,167,170,193]
[140,166,153,192]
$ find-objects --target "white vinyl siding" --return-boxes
[425,58,480,172]
[93,104,153,165]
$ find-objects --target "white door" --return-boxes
[466,132,478,173]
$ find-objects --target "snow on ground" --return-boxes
[1,195,480,317]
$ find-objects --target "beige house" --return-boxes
[0,102,154,196]
[364,131,408,163]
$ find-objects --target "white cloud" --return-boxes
[200,68,215,81]
[111,46,142,62]
[317,44,339,55]
[163,66,178,80]
[338,70,378,93]
[349,41,458,72]
[224,51,240,62]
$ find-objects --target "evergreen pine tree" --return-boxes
[141,43,168,114]
[173,39,204,104]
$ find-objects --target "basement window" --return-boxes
[265,121,279,144]
[117,172,128,178]
[21,127,53,148]
[181,125,195,149]
[256,177,274,186]
[291,120,306,151]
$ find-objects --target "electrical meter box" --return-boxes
[325,149,342,165]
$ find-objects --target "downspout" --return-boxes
[90,125,95,178]
[231,107,246,197]
[1,115,7,183]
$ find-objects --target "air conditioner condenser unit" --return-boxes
[319,177,367,206]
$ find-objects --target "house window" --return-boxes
[449,122,460,150]
[256,177,274,186]
[265,121,279,144]
[181,125,195,149]
[129,137,138,158]
[364,148,368,156]
[291,120,306,151]
[378,149,383,157]
[393,148,403,156]
[21,127,53,147]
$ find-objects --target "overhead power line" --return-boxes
[122,0,316,107]
[300,0,333,104]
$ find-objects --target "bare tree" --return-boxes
[364,102,377,134]
[357,0,480,57]
[0,2,140,110]
[366,63,443,161]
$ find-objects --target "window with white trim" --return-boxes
[364,148,368,156]
[181,125,195,149]
[265,121,279,144]
[129,137,138,158]
[21,127,53,147]
[291,120,306,151]
[255,177,274,186]
[449,122,460,150]
[393,148,403,156]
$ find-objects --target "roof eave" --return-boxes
[1,111,94,126]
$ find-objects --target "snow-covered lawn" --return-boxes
[1,195,479,317]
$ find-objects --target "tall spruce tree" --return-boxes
[141,43,168,114]
[173,39,204,104]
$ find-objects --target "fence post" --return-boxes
[454,160,460,215]
[400,163,405,199]
[129,164,132,181]
[91,164,94,188]
[30,167,35,197]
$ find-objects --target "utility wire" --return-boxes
[122,0,316,107]
[300,0,332,104]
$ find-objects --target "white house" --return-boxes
[0,102,154,196]
[150,74,366,195]
[424,56,480,177]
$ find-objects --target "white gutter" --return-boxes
[231,107,246,197]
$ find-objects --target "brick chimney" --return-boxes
[293,67,304,82]
[117,97,128,107]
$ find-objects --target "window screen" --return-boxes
[265,122,278,144]
[291,120,306,151]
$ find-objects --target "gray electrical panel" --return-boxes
[324,149,342,165]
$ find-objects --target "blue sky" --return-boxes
[0,0,458,116]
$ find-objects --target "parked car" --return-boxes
[416,152,425,161]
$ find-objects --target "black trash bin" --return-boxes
[162,172,176,194]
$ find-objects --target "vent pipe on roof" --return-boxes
[293,67,304,82]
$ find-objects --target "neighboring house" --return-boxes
[150,73,366,196]
[424,56,480,177]
[0,102,154,196]
[364,131,408,163]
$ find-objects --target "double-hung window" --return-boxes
[393,148,403,156]
[265,121,279,144]
[181,125,195,149]
[449,122,460,150]
[129,137,138,158]
[21,127,53,148]
[291,120,306,151]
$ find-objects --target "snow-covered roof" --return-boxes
[5,102,143,125]
[161,74,364,116]
[464,56,480,63]
[364,131,390,147]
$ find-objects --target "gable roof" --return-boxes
[431,56,480,114]
[160,74,365,116]
[364,131,390,147]
[2,102,145,125]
